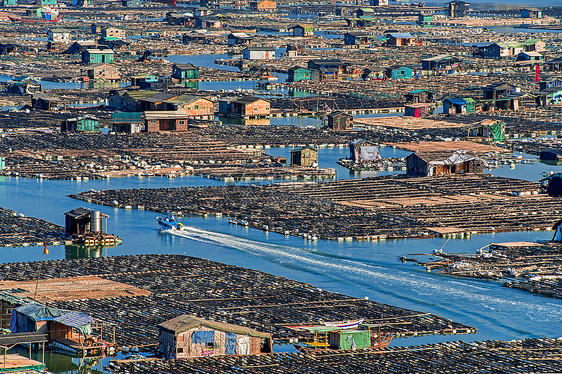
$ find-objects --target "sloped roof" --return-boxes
[144,111,194,119]
[167,94,210,104]
[86,48,115,54]
[48,28,69,33]
[158,315,271,338]
[413,150,483,165]
[15,303,68,321]
[291,145,318,153]
[64,207,91,218]
[232,96,269,104]
[495,41,522,48]
[140,93,177,103]
[422,54,457,62]
[125,90,157,99]
[522,38,543,45]
[245,46,275,51]
[174,63,198,70]
[309,59,344,66]
[53,311,94,329]
[388,32,414,39]
[445,98,467,105]
[288,66,309,72]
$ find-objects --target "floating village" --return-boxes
[0,0,562,372]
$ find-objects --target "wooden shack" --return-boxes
[144,111,193,132]
[65,208,108,235]
[61,115,100,132]
[229,96,270,118]
[404,103,435,118]
[290,146,318,167]
[350,139,379,162]
[327,111,353,131]
[158,315,272,359]
[406,150,485,177]
[467,119,505,142]
[85,63,120,81]
[405,89,435,103]
[329,329,371,350]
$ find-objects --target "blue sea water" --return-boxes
[1,147,561,368]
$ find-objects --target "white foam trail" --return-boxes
[164,226,562,323]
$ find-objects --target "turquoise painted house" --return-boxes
[37,0,57,6]
[82,49,114,64]
[61,115,100,132]
[172,63,199,80]
[287,66,311,82]
[2,0,18,6]
[385,66,413,80]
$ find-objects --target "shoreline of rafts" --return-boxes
[72,174,561,241]
[0,254,475,349]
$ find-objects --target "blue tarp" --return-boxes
[10,303,93,334]
[446,98,467,105]
[192,330,214,344]
[225,332,237,355]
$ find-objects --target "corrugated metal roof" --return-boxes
[445,98,467,105]
[388,32,414,39]
[53,311,94,329]
[158,315,271,338]
[64,207,91,219]
[0,332,48,346]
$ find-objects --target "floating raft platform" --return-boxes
[107,338,562,374]
[406,241,562,299]
[72,174,559,241]
[0,255,475,348]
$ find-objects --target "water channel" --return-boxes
[1,146,561,372]
[2,50,562,371]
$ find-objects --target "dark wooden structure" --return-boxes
[290,146,318,167]
[327,111,353,131]
[406,151,485,177]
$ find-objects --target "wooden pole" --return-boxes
[33,245,47,301]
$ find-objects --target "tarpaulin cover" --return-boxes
[14,303,68,321]
[192,330,214,344]
[53,311,94,335]
[489,122,505,142]
[11,303,70,332]
[225,332,237,355]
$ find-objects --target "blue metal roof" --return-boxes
[388,32,414,39]
[445,98,467,105]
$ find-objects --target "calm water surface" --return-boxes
[1,148,562,372]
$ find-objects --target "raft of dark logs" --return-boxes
[72,174,561,241]
[0,207,64,247]
[0,254,474,348]
[409,242,562,299]
[107,338,562,374]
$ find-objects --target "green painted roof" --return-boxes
[126,90,157,99]
[496,41,523,48]
[521,38,543,45]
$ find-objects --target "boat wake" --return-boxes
[163,226,562,338]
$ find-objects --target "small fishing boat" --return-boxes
[156,214,182,230]
[228,218,249,226]
[322,318,364,329]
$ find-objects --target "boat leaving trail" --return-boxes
[158,224,562,341]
